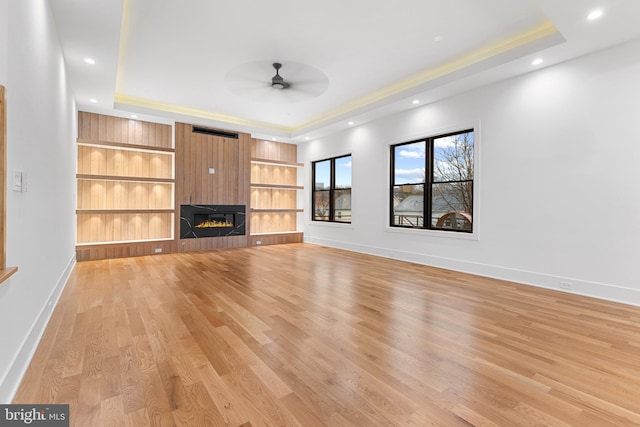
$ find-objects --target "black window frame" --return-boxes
[312,154,352,223]
[390,129,474,233]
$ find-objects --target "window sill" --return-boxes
[385,226,478,241]
[0,266,18,285]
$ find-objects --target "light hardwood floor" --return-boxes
[14,244,640,426]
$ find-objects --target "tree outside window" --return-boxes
[312,154,352,223]
[391,130,474,232]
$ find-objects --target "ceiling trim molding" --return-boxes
[291,20,560,133]
[113,93,295,133]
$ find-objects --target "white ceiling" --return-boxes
[49,0,640,142]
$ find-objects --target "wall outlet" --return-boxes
[154,248,163,253]
[209,168,215,174]
[256,240,262,245]
[559,281,573,290]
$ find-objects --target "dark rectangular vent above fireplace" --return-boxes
[180,205,246,239]
[192,126,239,139]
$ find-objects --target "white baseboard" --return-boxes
[0,254,76,403]
[304,236,640,307]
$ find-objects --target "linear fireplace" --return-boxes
[180,205,246,239]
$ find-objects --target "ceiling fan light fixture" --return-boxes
[271,62,290,89]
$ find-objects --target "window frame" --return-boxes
[390,128,475,234]
[311,154,352,224]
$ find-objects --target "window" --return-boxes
[390,129,474,233]
[312,154,352,223]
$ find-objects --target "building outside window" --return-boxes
[312,154,352,223]
[390,129,474,232]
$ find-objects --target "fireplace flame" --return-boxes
[195,219,234,229]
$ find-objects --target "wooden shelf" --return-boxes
[250,209,303,213]
[77,209,174,214]
[250,183,303,190]
[251,157,303,167]
[250,140,303,241]
[76,112,175,258]
[0,266,18,285]
[77,138,175,153]
[77,174,175,183]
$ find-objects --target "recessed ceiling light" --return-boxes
[271,137,276,141]
[348,121,355,126]
[89,98,97,103]
[305,137,310,141]
[587,9,603,20]
[532,58,544,66]
[412,99,420,105]
[84,58,95,65]
[131,115,138,119]
[433,35,445,42]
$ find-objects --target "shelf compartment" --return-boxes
[251,163,298,187]
[78,111,172,150]
[250,211,297,234]
[78,145,173,179]
[251,187,297,210]
[77,212,173,244]
[77,179,173,210]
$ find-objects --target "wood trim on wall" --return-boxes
[0,85,18,283]
[0,86,6,269]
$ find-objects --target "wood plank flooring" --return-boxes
[13,243,640,426]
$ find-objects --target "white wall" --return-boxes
[0,0,77,402]
[300,38,640,306]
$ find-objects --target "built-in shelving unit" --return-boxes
[250,140,303,245]
[76,112,175,261]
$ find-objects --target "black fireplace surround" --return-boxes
[180,205,246,239]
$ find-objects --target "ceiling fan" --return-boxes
[224,60,329,104]
[271,63,290,89]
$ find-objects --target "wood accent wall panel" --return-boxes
[175,123,251,251]
[76,240,176,261]
[78,111,172,148]
[251,139,297,163]
[77,180,173,210]
[249,233,303,245]
[77,213,173,244]
[77,146,173,179]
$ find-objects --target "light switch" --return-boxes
[209,168,215,174]
[12,170,23,192]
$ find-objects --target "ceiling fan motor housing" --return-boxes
[272,63,288,89]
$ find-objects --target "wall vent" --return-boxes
[192,126,239,139]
